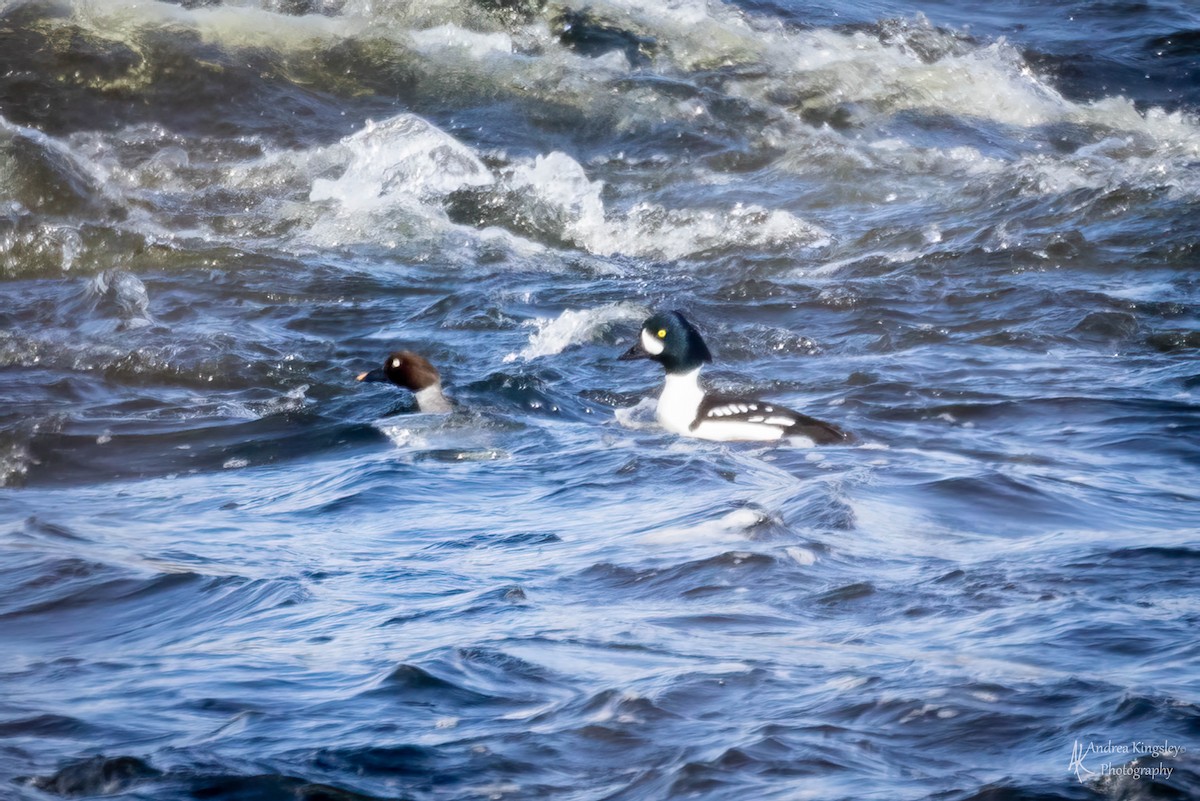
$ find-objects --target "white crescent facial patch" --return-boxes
[641,328,665,356]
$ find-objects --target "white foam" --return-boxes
[613,397,659,431]
[504,151,612,248]
[746,21,1200,200]
[0,440,30,487]
[753,27,1068,129]
[594,0,762,71]
[620,203,831,260]
[309,114,493,209]
[409,24,513,58]
[72,0,353,53]
[784,546,818,566]
[641,507,767,544]
[499,151,830,258]
[1,113,120,204]
[504,303,646,362]
[378,426,429,450]
[17,0,1198,271]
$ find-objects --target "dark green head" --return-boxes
[619,310,713,374]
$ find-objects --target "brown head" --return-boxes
[356,351,442,392]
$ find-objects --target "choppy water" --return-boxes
[2,0,1199,798]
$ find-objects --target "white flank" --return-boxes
[690,419,787,442]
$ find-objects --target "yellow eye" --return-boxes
[657,329,667,338]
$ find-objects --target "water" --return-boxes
[1,0,1198,798]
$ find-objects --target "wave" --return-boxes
[3,0,1196,279]
[505,302,645,361]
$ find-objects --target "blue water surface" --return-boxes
[1,0,1198,798]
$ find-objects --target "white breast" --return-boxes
[655,369,704,435]
[414,384,453,414]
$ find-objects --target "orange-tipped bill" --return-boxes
[357,368,387,383]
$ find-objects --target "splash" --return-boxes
[641,507,770,544]
[496,151,830,258]
[505,303,647,362]
[310,114,494,209]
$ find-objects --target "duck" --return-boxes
[356,351,454,414]
[619,311,851,444]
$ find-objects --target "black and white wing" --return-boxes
[690,394,851,444]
